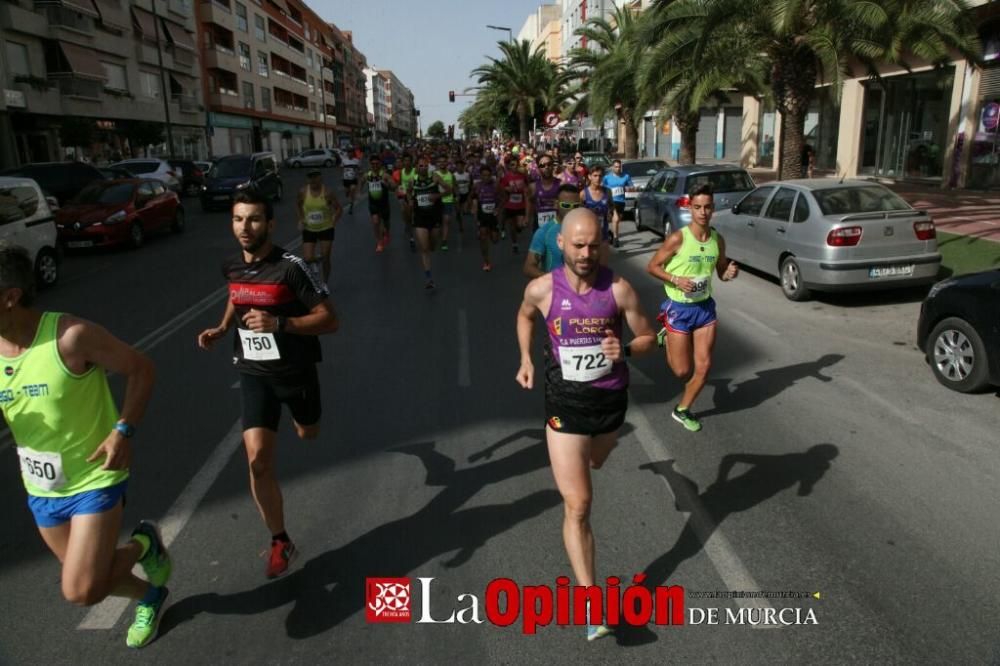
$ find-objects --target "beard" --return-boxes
[241,228,270,253]
[566,256,598,278]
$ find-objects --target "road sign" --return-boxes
[544,111,560,128]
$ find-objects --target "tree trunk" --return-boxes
[772,46,818,180]
[676,112,699,165]
[622,111,639,159]
[518,102,529,144]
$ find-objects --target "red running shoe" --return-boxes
[482,262,492,272]
[375,241,384,253]
[266,539,297,579]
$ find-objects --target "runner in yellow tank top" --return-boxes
[296,169,343,282]
[0,247,166,648]
[646,184,739,432]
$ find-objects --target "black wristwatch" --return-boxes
[624,344,632,358]
[276,316,287,333]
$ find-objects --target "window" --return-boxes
[764,187,796,221]
[243,81,254,108]
[813,185,911,215]
[0,185,38,225]
[660,171,678,192]
[257,51,268,76]
[736,186,774,216]
[793,194,811,222]
[238,42,251,71]
[308,75,314,93]
[306,48,313,69]
[101,61,127,91]
[137,182,155,203]
[140,71,160,98]
[235,2,248,32]
[150,181,166,196]
[5,42,30,77]
[261,86,271,111]
[254,14,265,41]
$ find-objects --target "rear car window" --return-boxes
[210,158,252,179]
[686,170,755,194]
[0,184,39,224]
[124,161,160,174]
[813,186,911,215]
[736,186,774,216]
[764,187,797,221]
[623,161,666,178]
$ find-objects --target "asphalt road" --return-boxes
[0,166,997,664]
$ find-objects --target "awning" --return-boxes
[62,0,99,18]
[160,18,196,51]
[130,7,156,39]
[58,41,104,79]
[268,0,289,14]
[90,0,128,31]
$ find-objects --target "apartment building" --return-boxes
[377,69,414,142]
[0,0,206,168]
[364,66,388,139]
[516,2,561,64]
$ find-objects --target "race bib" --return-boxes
[368,180,383,196]
[458,181,470,194]
[481,202,496,214]
[18,447,66,492]
[611,186,624,197]
[689,277,709,299]
[537,211,557,226]
[509,193,523,204]
[417,193,433,208]
[559,343,611,382]
[343,168,356,180]
[239,329,280,361]
[306,211,325,226]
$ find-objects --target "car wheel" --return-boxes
[634,207,643,231]
[274,183,283,202]
[927,317,990,393]
[662,216,672,236]
[34,248,58,288]
[129,222,145,249]
[292,161,301,169]
[780,256,811,301]
[171,207,185,233]
[324,159,333,167]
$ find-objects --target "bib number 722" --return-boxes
[560,343,612,382]
[574,352,606,371]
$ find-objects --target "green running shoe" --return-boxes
[126,587,168,649]
[132,521,171,588]
[672,407,702,432]
[656,327,667,348]
[585,600,613,642]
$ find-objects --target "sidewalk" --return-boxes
[748,168,1000,243]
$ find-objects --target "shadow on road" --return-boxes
[159,429,560,639]
[698,354,844,418]
[617,444,839,646]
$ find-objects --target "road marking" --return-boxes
[457,309,471,387]
[834,375,921,426]
[730,308,781,337]
[78,419,245,630]
[627,398,778,626]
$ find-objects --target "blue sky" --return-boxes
[314,0,549,132]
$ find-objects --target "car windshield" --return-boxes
[120,161,159,174]
[74,182,134,205]
[813,186,911,215]
[623,161,667,178]
[582,154,609,167]
[687,171,755,193]
[209,159,252,179]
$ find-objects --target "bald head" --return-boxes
[561,208,601,237]
[558,208,603,278]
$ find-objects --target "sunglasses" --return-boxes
[538,161,553,167]
[558,201,582,210]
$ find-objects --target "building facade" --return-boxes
[364,66,388,139]
[0,0,206,168]
[517,2,561,63]
[378,69,415,142]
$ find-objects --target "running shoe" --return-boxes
[441,241,449,252]
[131,521,171,588]
[585,600,613,642]
[383,231,390,246]
[375,241,384,253]
[614,236,621,248]
[500,228,506,240]
[425,279,436,290]
[512,243,519,255]
[126,586,169,649]
[409,237,416,251]
[656,327,668,348]
[672,407,702,432]
[266,539,297,579]
[348,203,354,215]
[482,262,492,272]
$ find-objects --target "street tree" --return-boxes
[129,120,166,157]
[427,121,446,138]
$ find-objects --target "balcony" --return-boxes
[39,3,96,34]
[0,2,48,37]
[50,75,102,100]
[207,89,239,108]
[168,0,193,18]
[170,46,195,70]
[203,44,238,70]
[200,0,235,32]
[11,80,62,113]
[171,93,200,114]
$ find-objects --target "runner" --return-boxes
[408,156,451,289]
[645,184,739,432]
[573,153,589,182]
[435,155,457,252]
[602,160,634,248]
[515,210,657,641]
[581,165,612,242]
[499,157,529,254]
[0,247,165,649]
[364,155,395,253]
[523,184,582,278]
[471,164,500,271]
[296,169,342,282]
[394,153,418,251]
[527,155,562,232]
[340,151,361,215]
[454,156,472,233]
[197,191,338,578]
[558,159,582,190]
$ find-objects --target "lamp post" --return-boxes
[486,25,513,43]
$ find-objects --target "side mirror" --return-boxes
[732,204,740,215]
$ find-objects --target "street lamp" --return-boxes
[486,25,513,43]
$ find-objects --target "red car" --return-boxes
[56,178,185,249]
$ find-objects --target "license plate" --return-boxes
[869,264,914,278]
[214,195,230,201]
[66,240,93,248]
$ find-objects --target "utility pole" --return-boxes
[152,1,175,159]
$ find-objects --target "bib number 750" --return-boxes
[239,329,281,361]
[560,344,611,382]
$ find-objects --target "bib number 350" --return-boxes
[560,344,611,382]
[17,447,66,492]
[239,329,281,361]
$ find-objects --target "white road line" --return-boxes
[834,375,921,426]
[627,398,779,627]
[457,309,471,387]
[78,419,245,630]
[730,308,781,337]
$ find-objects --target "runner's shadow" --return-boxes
[699,354,843,418]
[617,444,839,646]
[160,430,559,640]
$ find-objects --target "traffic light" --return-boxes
[448,90,455,103]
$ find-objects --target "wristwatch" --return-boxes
[114,422,136,438]
[276,316,287,333]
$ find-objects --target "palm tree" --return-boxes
[470,40,564,143]
[567,6,645,158]
[459,80,512,138]
[646,0,981,178]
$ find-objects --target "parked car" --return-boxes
[0,161,106,207]
[917,270,1000,393]
[193,160,213,174]
[635,165,756,235]
[55,178,184,249]
[712,179,941,301]
[620,159,668,216]
[0,176,61,287]
[168,160,207,197]
[112,159,182,193]
[98,166,135,180]
[580,152,610,170]
[284,149,340,169]
[200,152,282,211]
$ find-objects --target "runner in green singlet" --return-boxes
[435,155,457,252]
[296,170,342,282]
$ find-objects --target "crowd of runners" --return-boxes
[0,137,739,648]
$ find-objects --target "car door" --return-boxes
[657,170,679,232]
[0,181,32,258]
[638,172,663,228]
[252,158,272,196]
[134,181,157,231]
[722,185,774,268]
[147,181,171,230]
[754,186,797,273]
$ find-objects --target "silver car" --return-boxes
[635,165,756,235]
[620,159,667,216]
[112,159,181,193]
[285,149,339,169]
[714,179,941,301]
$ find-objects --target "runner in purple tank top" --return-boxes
[527,157,562,231]
[515,208,657,641]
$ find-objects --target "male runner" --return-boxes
[340,151,361,215]
[435,155,457,252]
[408,156,451,288]
[645,184,738,432]
[523,184,582,279]
[499,158,528,254]
[602,160,634,248]
[364,156,395,253]
[296,169,342,282]
[454,156,472,231]
[0,247,165,649]
[197,191,338,577]
[471,164,500,271]
[581,165,612,243]
[515,211,657,641]
[527,155,562,231]
[395,153,418,251]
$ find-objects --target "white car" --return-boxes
[285,149,340,169]
[112,159,182,193]
[0,176,61,287]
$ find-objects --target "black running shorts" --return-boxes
[544,386,628,437]
[302,228,335,243]
[240,366,321,431]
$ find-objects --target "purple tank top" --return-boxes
[559,172,580,189]
[477,181,497,207]
[535,178,561,212]
[545,266,628,390]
